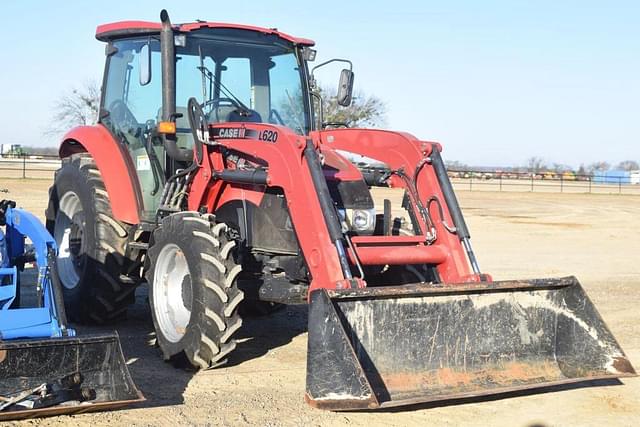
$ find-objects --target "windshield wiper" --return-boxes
[285,89,305,133]
[196,64,251,115]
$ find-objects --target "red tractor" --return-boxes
[46,10,634,410]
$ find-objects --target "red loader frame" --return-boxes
[188,122,484,294]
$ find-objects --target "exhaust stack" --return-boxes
[160,9,192,162]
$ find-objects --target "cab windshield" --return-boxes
[177,30,310,135]
[102,29,311,143]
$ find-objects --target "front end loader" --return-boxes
[44,9,635,413]
[0,201,142,420]
[306,277,635,408]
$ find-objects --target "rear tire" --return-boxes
[146,212,244,369]
[47,153,138,323]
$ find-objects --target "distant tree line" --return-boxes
[524,157,639,175]
[446,158,639,176]
[20,146,59,156]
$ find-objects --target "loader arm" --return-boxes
[315,128,481,283]
[190,124,483,292]
[189,124,348,292]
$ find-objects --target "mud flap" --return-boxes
[0,333,144,420]
[305,277,636,410]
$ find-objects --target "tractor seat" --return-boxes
[209,104,263,124]
[226,108,262,123]
[174,106,192,134]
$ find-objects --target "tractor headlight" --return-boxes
[338,208,376,235]
[352,209,374,231]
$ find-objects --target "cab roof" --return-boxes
[95,20,315,46]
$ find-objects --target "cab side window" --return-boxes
[101,39,162,146]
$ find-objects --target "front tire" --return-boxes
[146,212,244,369]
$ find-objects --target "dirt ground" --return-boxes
[3,179,639,427]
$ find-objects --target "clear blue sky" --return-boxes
[1,1,638,167]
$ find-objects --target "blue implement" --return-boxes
[0,201,143,420]
[0,205,74,339]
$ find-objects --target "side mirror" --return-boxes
[310,58,354,104]
[338,69,353,107]
[139,43,151,86]
[337,69,354,106]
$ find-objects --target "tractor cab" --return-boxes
[96,17,319,218]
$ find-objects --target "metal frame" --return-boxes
[189,123,482,294]
[0,207,73,340]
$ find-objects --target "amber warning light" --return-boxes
[157,121,176,134]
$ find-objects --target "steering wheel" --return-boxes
[269,109,286,126]
[187,97,208,164]
[108,100,140,136]
[202,97,243,123]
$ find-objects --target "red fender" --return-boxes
[59,125,142,225]
[212,184,265,210]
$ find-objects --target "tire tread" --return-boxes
[49,153,139,323]
[146,213,244,369]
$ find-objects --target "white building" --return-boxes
[0,144,21,156]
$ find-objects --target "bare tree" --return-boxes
[551,163,572,173]
[445,160,468,171]
[47,81,100,135]
[616,160,639,171]
[526,156,547,173]
[586,161,610,173]
[319,86,386,128]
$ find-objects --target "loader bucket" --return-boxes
[0,333,144,421]
[306,276,636,410]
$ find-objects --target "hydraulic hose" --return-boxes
[49,249,70,335]
[303,139,352,280]
[215,169,268,185]
[429,144,481,274]
[429,146,470,239]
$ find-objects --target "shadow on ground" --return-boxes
[73,287,307,411]
[348,378,624,414]
[226,303,307,368]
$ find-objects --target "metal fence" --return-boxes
[0,154,61,180]
[1,155,638,196]
[449,170,640,195]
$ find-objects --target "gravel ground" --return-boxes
[2,180,639,426]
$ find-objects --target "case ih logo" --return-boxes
[211,127,278,143]
[215,127,248,139]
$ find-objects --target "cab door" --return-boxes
[100,38,164,221]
